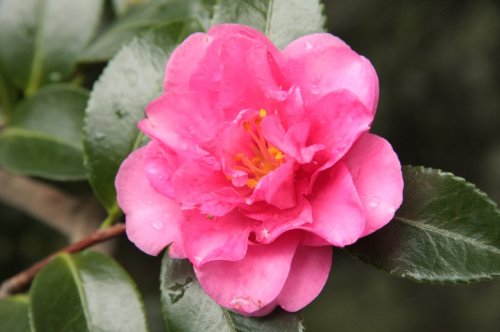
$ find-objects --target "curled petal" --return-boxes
[342,133,404,236]
[116,145,182,255]
[164,32,212,93]
[305,162,366,247]
[307,90,372,168]
[276,245,332,312]
[194,232,300,315]
[139,92,222,156]
[182,211,258,267]
[245,197,313,244]
[283,33,379,114]
[248,160,296,209]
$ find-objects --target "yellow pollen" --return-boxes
[246,179,258,189]
[233,109,285,189]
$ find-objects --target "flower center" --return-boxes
[234,109,285,189]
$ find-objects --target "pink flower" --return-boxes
[116,24,403,316]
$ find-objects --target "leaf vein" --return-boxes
[395,216,500,255]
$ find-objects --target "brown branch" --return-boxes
[0,169,105,241]
[0,223,126,299]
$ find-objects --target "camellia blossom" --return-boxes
[116,24,403,316]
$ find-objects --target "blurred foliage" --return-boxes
[301,1,500,331]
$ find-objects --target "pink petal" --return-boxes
[261,115,323,164]
[143,140,178,199]
[307,90,372,169]
[191,27,282,120]
[182,210,258,267]
[244,197,313,244]
[194,232,301,315]
[163,32,212,93]
[115,145,182,255]
[283,33,379,114]
[304,162,366,247]
[342,133,403,236]
[276,245,332,312]
[247,160,296,209]
[139,91,222,156]
[170,160,241,216]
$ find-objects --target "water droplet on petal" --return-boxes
[310,84,320,95]
[151,221,164,230]
[368,197,380,209]
[305,41,313,50]
[388,206,397,213]
[261,228,270,240]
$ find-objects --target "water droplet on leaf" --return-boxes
[49,71,62,82]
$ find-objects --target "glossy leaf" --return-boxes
[0,0,103,93]
[160,251,305,332]
[212,0,326,49]
[84,25,188,211]
[80,0,211,62]
[0,85,88,180]
[0,295,30,332]
[347,166,500,283]
[29,251,148,332]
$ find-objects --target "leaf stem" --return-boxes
[100,204,122,229]
[0,223,126,299]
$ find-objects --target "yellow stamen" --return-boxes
[232,109,285,189]
[246,179,258,188]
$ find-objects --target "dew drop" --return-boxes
[94,131,105,141]
[151,221,164,230]
[310,84,320,95]
[49,71,62,82]
[305,41,313,50]
[368,197,380,209]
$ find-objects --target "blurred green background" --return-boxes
[1,0,499,331]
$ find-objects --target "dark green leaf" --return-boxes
[0,295,30,332]
[347,166,500,284]
[83,25,186,211]
[0,129,86,180]
[80,0,211,62]
[0,0,103,93]
[160,251,304,332]
[0,85,88,180]
[212,0,326,49]
[29,251,148,332]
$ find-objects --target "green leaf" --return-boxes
[0,295,30,332]
[111,0,146,17]
[0,67,17,124]
[0,85,88,180]
[83,24,188,212]
[0,0,103,94]
[29,251,148,332]
[212,0,326,49]
[80,0,211,62]
[160,251,305,332]
[347,166,500,284]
